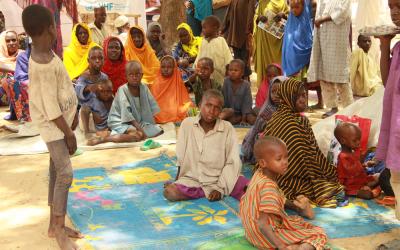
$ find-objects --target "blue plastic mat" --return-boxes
[68,155,400,249]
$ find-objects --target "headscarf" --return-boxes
[151,55,192,123]
[147,22,167,59]
[255,63,283,108]
[282,0,314,76]
[189,0,212,21]
[242,76,286,164]
[63,23,99,80]
[14,37,31,82]
[125,26,160,84]
[262,78,343,207]
[177,23,202,58]
[0,30,21,69]
[102,36,127,94]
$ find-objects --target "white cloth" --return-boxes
[194,37,233,85]
[312,86,384,156]
[28,55,78,142]
[307,0,351,84]
[175,116,241,196]
[89,23,109,46]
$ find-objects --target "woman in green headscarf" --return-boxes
[253,0,288,86]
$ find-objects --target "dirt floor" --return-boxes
[0,96,399,250]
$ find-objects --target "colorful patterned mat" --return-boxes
[67,155,400,249]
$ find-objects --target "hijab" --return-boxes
[63,23,99,80]
[0,30,21,69]
[282,0,314,76]
[102,36,127,94]
[151,55,192,123]
[177,23,202,58]
[125,26,160,84]
[262,78,342,207]
[147,22,167,59]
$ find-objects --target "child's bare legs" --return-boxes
[246,113,257,125]
[358,176,380,199]
[46,140,80,249]
[48,207,83,238]
[163,183,191,201]
[293,195,315,219]
[357,186,373,199]
[87,128,144,146]
[284,243,315,250]
[80,106,91,136]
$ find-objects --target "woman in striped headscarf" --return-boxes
[262,78,344,208]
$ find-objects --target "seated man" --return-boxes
[164,89,248,202]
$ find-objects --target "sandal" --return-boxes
[140,139,162,151]
[375,196,396,206]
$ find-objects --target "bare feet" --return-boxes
[298,243,315,250]
[48,226,84,239]
[294,195,315,219]
[87,136,104,146]
[54,226,80,250]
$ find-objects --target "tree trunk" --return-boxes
[159,0,186,50]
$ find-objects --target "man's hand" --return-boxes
[208,190,222,202]
[65,132,77,155]
[314,18,323,28]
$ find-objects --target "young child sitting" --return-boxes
[194,15,233,85]
[255,63,283,110]
[220,59,256,125]
[90,79,114,138]
[350,34,382,97]
[240,136,328,250]
[88,61,162,145]
[188,57,222,106]
[334,122,380,199]
[75,46,108,136]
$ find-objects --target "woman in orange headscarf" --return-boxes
[125,26,160,84]
[151,55,192,123]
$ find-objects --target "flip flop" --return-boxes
[375,196,396,206]
[140,139,162,151]
[71,148,84,157]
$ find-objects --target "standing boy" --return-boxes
[22,5,81,250]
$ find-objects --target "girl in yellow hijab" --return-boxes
[125,26,160,84]
[172,23,202,82]
[63,23,99,80]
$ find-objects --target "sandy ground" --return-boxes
[0,92,399,250]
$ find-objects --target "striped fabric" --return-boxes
[262,78,343,208]
[240,169,328,249]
